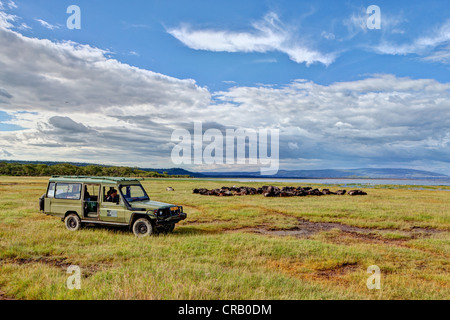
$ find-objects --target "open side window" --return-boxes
[84,184,99,202]
[103,186,114,202]
[102,185,123,205]
[83,184,100,218]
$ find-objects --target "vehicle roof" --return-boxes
[49,176,142,184]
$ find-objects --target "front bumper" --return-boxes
[155,212,187,225]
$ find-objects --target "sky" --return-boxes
[0,0,449,174]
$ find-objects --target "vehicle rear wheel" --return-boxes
[132,218,153,237]
[39,194,45,211]
[65,214,81,231]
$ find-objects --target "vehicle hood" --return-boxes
[129,200,176,211]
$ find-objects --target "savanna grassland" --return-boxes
[0,176,448,300]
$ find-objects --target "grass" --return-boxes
[0,176,449,299]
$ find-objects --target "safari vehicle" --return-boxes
[39,176,187,236]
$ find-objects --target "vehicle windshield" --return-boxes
[119,184,149,202]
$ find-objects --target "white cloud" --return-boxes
[0,11,15,29]
[18,22,31,30]
[335,121,352,128]
[214,75,450,172]
[344,8,407,38]
[343,12,368,38]
[0,7,29,31]
[374,20,450,63]
[321,31,335,40]
[0,22,212,166]
[35,18,59,30]
[0,1,17,10]
[0,148,12,158]
[0,25,210,114]
[7,1,16,9]
[328,74,450,92]
[422,45,450,64]
[167,12,336,66]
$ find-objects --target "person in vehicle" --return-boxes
[84,186,91,201]
[106,189,119,203]
[105,188,112,201]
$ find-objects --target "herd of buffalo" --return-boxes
[192,186,367,197]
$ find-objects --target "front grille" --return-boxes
[158,207,181,218]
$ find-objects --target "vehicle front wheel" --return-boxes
[132,218,153,237]
[65,214,81,231]
[166,223,175,233]
[159,223,175,234]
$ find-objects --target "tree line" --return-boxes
[0,162,189,178]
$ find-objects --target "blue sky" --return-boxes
[0,0,449,174]
[10,0,450,89]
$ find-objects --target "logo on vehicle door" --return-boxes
[107,210,118,217]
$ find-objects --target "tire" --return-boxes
[160,223,175,234]
[39,194,45,211]
[132,218,153,237]
[166,223,175,233]
[65,213,81,231]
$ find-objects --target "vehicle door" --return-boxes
[44,182,55,213]
[99,184,126,223]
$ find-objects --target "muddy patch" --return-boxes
[180,216,444,242]
[267,259,359,283]
[249,219,380,238]
[409,226,443,234]
[0,290,15,300]
[251,227,316,237]
[2,257,101,277]
[245,218,444,242]
[314,262,359,279]
[8,257,72,268]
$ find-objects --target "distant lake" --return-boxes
[211,178,450,187]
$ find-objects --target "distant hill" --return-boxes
[1,160,448,179]
[141,167,199,177]
[197,168,449,179]
[0,160,109,167]
[0,161,187,178]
